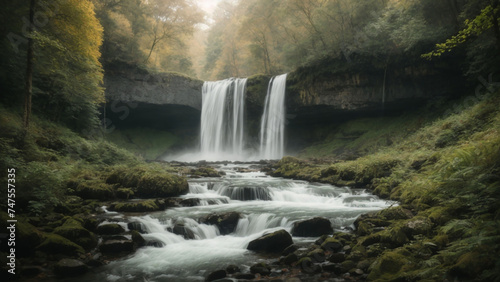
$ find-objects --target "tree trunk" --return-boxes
[491,1,500,55]
[23,0,35,129]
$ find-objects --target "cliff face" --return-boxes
[103,62,203,130]
[103,58,466,143]
[245,57,466,126]
[105,62,203,109]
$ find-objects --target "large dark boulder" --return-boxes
[291,217,333,237]
[201,212,241,235]
[54,259,88,277]
[96,224,125,235]
[247,229,293,253]
[205,269,226,282]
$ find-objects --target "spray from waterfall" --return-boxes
[260,74,287,159]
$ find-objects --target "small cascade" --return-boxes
[200,78,247,160]
[260,74,288,159]
[85,164,394,282]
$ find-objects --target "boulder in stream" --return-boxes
[247,229,293,253]
[200,212,241,235]
[291,217,333,237]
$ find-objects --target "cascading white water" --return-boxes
[85,164,394,282]
[232,78,247,155]
[260,74,287,159]
[200,78,247,160]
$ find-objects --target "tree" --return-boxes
[23,0,35,129]
[422,2,500,59]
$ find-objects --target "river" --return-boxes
[83,163,393,281]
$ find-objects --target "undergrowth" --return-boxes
[275,90,500,279]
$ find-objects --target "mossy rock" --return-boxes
[190,167,221,177]
[111,200,160,212]
[136,173,188,198]
[53,218,97,250]
[116,188,134,199]
[37,233,85,256]
[321,238,343,252]
[96,223,125,235]
[367,250,410,280]
[0,213,44,256]
[361,226,409,247]
[376,206,413,221]
[75,180,114,200]
[449,251,494,279]
[403,216,433,237]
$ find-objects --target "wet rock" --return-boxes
[128,222,148,234]
[234,273,256,279]
[145,239,165,248]
[96,223,125,235]
[321,238,343,253]
[172,224,195,239]
[201,212,241,235]
[314,235,329,245]
[131,230,146,247]
[291,217,333,237]
[54,259,88,277]
[281,253,299,265]
[307,248,326,263]
[247,229,293,253]
[328,252,346,263]
[180,198,201,207]
[340,260,356,274]
[356,259,372,272]
[206,269,227,281]
[53,218,97,250]
[282,244,299,256]
[99,239,134,253]
[322,263,342,275]
[164,198,182,208]
[297,257,321,274]
[250,262,271,275]
[226,265,240,274]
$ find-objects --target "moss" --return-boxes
[367,250,409,281]
[112,200,160,212]
[116,188,134,199]
[190,167,220,177]
[75,180,115,200]
[106,164,188,197]
[53,218,97,250]
[37,233,85,256]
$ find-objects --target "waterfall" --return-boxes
[260,74,287,159]
[200,78,247,159]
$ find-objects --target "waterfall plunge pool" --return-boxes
[81,163,395,282]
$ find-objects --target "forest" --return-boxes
[0,0,500,281]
